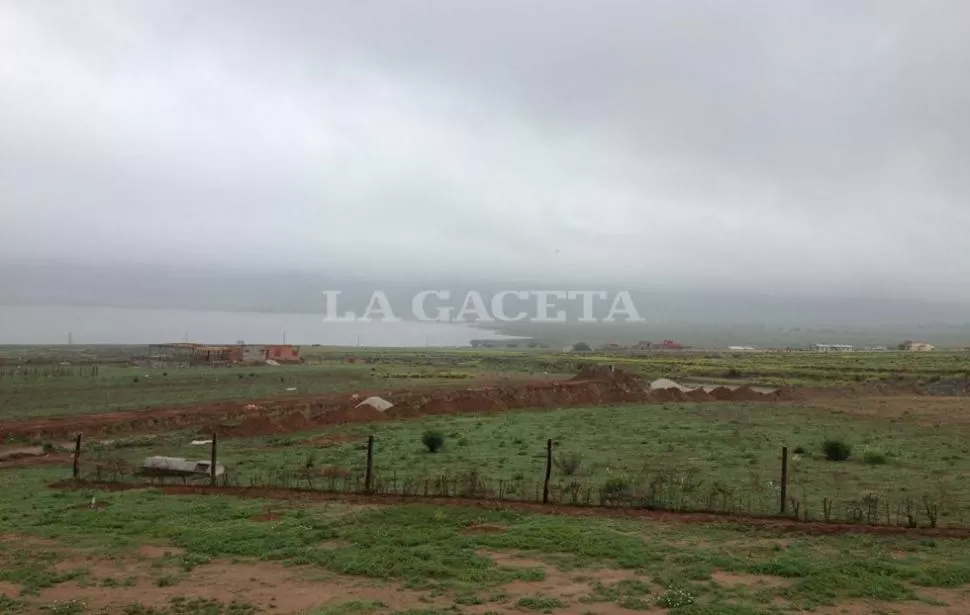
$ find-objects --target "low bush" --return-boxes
[553,452,583,476]
[599,476,633,505]
[864,449,888,465]
[421,430,445,453]
[823,439,852,462]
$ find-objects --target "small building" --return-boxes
[906,342,935,352]
[728,346,756,351]
[263,344,302,363]
[810,344,855,352]
[632,340,684,351]
[137,456,225,479]
[143,343,302,367]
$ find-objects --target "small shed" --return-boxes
[137,456,225,479]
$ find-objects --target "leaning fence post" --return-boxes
[72,433,82,480]
[210,433,218,487]
[780,446,789,515]
[542,438,553,504]
[365,435,374,493]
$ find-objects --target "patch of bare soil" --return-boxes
[34,558,452,614]
[0,533,61,548]
[476,549,661,614]
[811,591,970,614]
[137,545,185,558]
[815,396,970,425]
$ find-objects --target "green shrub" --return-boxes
[792,446,807,455]
[823,439,852,462]
[517,596,565,611]
[553,452,583,476]
[421,431,445,453]
[599,476,632,505]
[864,449,888,465]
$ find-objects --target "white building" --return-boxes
[811,344,855,352]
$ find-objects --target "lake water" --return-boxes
[0,305,520,347]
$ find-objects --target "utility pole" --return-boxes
[68,332,73,345]
[282,332,287,344]
[356,334,360,347]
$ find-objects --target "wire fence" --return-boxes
[70,433,953,530]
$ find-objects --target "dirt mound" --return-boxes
[570,365,643,390]
[225,416,277,438]
[920,378,970,396]
[686,388,714,402]
[319,403,388,425]
[770,386,800,402]
[2,370,795,442]
[731,385,766,402]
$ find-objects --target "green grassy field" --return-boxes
[2,345,969,421]
[0,363,489,420]
[5,347,970,613]
[302,347,970,388]
[4,467,970,614]
[76,399,970,528]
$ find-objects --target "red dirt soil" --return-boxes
[0,368,797,441]
[50,480,970,539]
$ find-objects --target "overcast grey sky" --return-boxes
[2,1,969,298]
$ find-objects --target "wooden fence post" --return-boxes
[542,438,553,504]
[365,435,374,493]
[780,446,789,515]
[72,433,82,480]
[210,433,218,487]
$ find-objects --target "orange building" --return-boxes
[262,344,302,363]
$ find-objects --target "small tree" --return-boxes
[573,342,591,352]
[422,430,445,453]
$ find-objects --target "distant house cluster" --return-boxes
[596,340,687,351]
[139,343,303,367]
[469,340,549,349]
